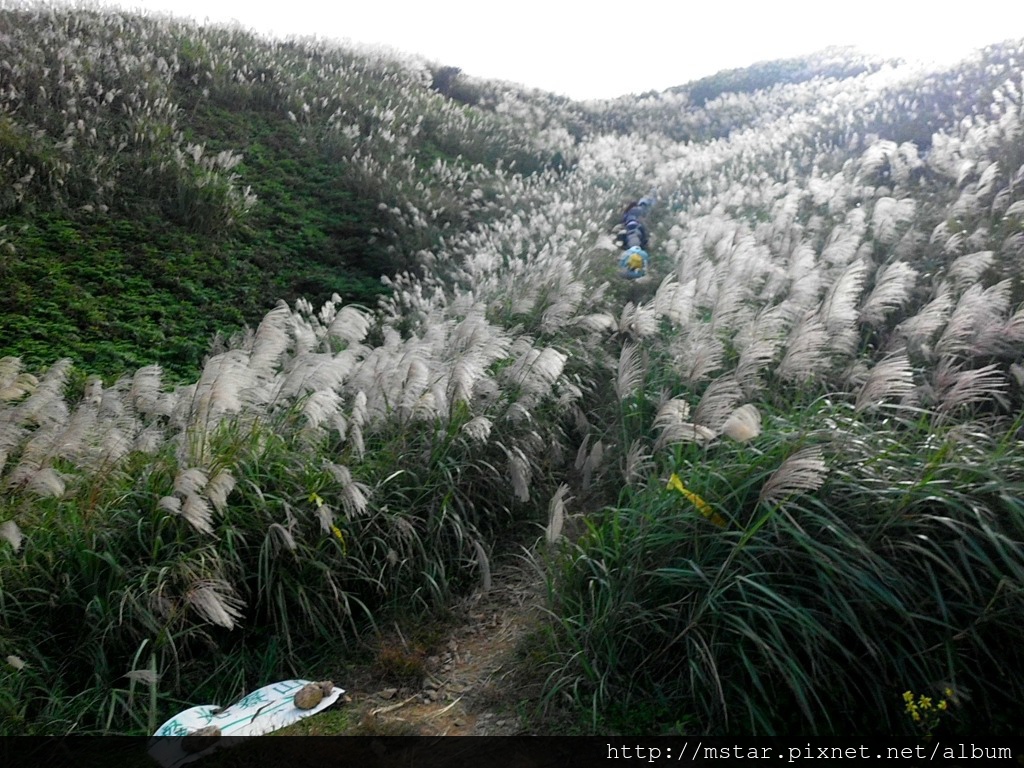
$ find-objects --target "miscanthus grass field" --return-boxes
[2,1,1024,737]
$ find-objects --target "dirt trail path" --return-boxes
[370,561,545,735]
[288,557,552,736]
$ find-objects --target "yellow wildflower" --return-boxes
[902,690,949,734]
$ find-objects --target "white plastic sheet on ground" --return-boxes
[149,679,344,767]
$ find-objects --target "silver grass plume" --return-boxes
[0,357,37,402]
[327,307,372,348]
[289,313,318,358]
[936,281,1011,358]
[870,197,916,245]
[0,519,23,552]
[181,493,214,535]
[0,446,10,480]
[326,462,369,518]
[623,438,654,485]
[929,220,952,247]
[20,467,64,499]
[721,404,762,442]
[51,387,100,468]
[975,161,1001,199]
[125,669,160,687]
[955,159,976,189]
[95,383,137,468]
[617,301,658,340]
[572,312,617,334]
[277,352,359,401]
[615,343,644,401]
[174,467,209,497]
[446,314,512,408]
[133,423,165,455]
[822,226,862,268]
[707,284,747,340]
[894,285,953,356]
[507,446,532,502]
[349,391,367,460]
[503,346,567,402]
[653,274,696,326]
[555,378,584,416]
[205,469,236,513]
[13,359,71,429]
[672,324,724,385]
[693,376,743,433]
[267,522,297,554]
[653,397,715,451]
[461,415,492,443]
[187,579,245,630]
[787,242,823,310]
[399,356,433,420]
[164,467,215,534]
[759,447,827,505]
[6,415,65,496]
[997,306,1024,350]
[893,229,928,261]
[301,389,346,436]
[130,365,169,416]
[471,539,492,592]
[314,504,336,535]
[946,251,994,290]
[965,226,990,252]
[734,305,789,393]
[574,434,592,472]
[540,280,584,333]
[932,359,1009,415]
[158,496,181,514]
[448,357,478,409]
[186,349,253,432]
[1010,363,1024,388]
[942,229,967,257]
[653,397,690,427]
[999,231,1024,262]
[546,483,571,544]
[855,351,917,412]
[857,139,898,182]
[579,439,604,490]
[248,301,292,376]
[777,314,830,383]
[860,262,918,327]
[821,259,868,358]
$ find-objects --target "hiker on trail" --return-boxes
[619,245,649,280]
[616,193,655,279]
[616,198,652,249]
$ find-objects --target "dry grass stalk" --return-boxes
[759,447,827,505]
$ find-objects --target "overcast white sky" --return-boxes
[111,1,1024,100]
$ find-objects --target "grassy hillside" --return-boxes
[2,2,1024,740]
[0,3,572,378]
